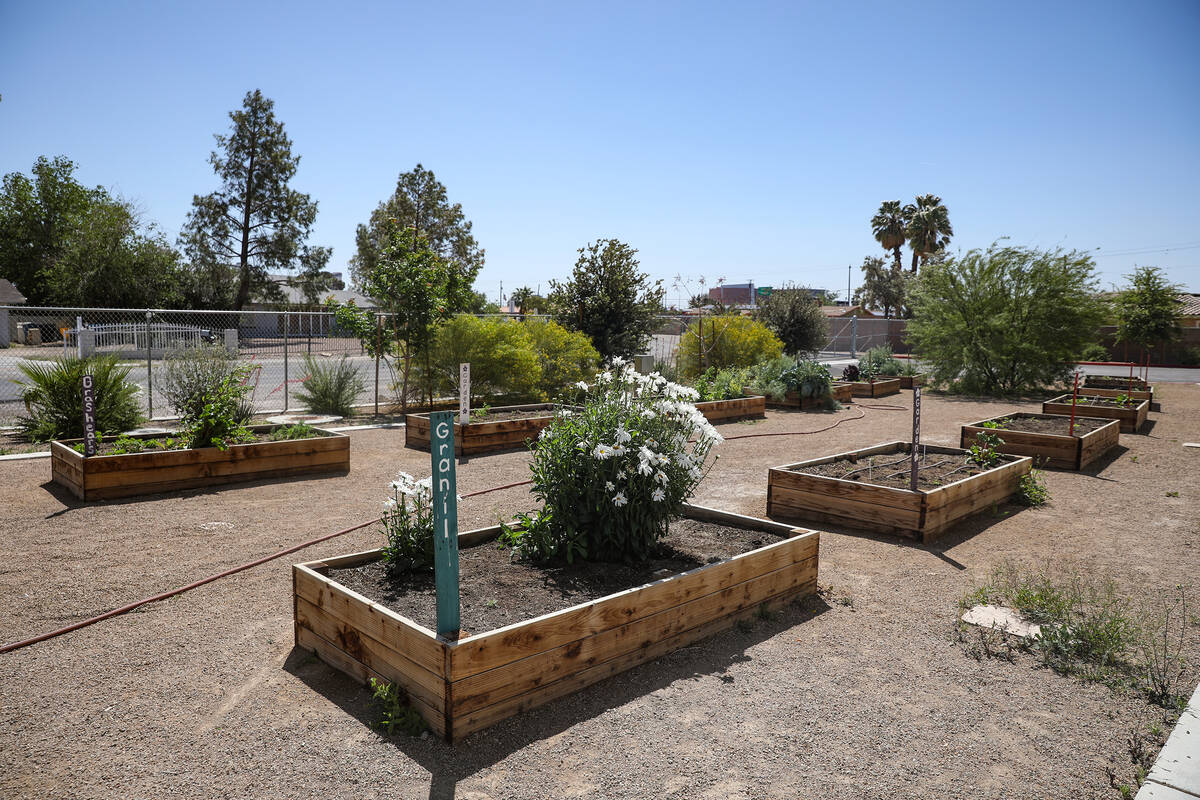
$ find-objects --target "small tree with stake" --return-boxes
[332,224,466,414]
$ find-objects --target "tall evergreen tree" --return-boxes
[180,89,324,309]
[351,164,484,299]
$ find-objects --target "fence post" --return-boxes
[374,313,381,416]
[145,310,153,419]
[850,315,858,358]
[283,312,289,413]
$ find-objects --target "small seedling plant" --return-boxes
[967,431,1005,468]
[368,678,428,736]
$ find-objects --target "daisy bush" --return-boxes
[379,472,436,573]
[502,358,723,563]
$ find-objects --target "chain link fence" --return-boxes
[0,306,902,428]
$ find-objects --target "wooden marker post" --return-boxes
[430,411,461,635]
[1069,371,1081,437]
[81,374,97,457]
[459,363,470,425]
[910,386,921,491]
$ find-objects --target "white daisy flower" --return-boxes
[592,444,614,460]
[654,470,670,485]
[651,487,666,502]
[612,492,628,507]
[605,481,615,491]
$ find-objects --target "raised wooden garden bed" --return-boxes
[50,425,349,501]
[845,377,902,398]
[960,413,1120,470]
[1084,374,1150,391]
[693,395,767,423]
[1081,386,1158,411]
[881,374,925,390]
[292,504,819,741]
[405,403,560,455]
[766,441,1031,543]
[758,382,853,410]
[1042,394,1149,433]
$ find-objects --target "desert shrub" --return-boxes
[420,315,541,403]
[184,368,254,450]
[906,244,1108,394]
[161,345,248,419]
[858,345,905,380]
[501,359,722,563]
[521,318,601,400]
[753,284,829,355]
[295,354,364,417]
[379,472,436,573]
[678,315,783,376]
[16,354,143,441]
[693,366,749,401]
[746,356,834,405]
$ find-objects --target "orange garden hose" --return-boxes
[1,405,901,655]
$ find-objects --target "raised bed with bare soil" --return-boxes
[693,395,766,423]
[757,382,854,410]
[960,413,1120,470]
[1042,394,1149,433]
[50,425,349,501]
[767,441,1031,543]
[404,403,562,455]
[292,504,820,741]
[879,374,925,390]
[1084,374,1151,391]
[844,377,901,398]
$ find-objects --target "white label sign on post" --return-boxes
[459,363,470,424]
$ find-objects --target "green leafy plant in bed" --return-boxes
[267,423,320,441]
[746,355,835,407]
[379,472,437,573]
[967,431,1005,468]
[858,345,904,380]
[183,369,255,451]
[693,366,749,401]
[501,357,723,563]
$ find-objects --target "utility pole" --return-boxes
[847,264,852,306]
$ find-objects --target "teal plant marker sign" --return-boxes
[429,411,461,635]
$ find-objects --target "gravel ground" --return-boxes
[1,387,1198,799]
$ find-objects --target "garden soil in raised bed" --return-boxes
[463,408,556,424]
[988,415,1108,435]
[329,519,781,633]
[792,451,1017,491]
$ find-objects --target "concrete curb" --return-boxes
[1136,684,1200,799]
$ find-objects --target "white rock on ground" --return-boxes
[960,605,1042,638]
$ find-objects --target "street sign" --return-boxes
[910,386,921,491]
[756,286,773,297]
[459,363,470,425]
[81,374,97,457]
[429,411,461,635]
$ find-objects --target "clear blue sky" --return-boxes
[2,0,1198,307]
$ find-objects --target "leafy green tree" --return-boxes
[332,225,467,412]
[351,164,484,300]
[180,89,325,309]
[855,255,908,318]
[906,244,1107,394]
[904,194,953,272]
[871,200,907,271]
[753,283,829,354]
[679,314,783,376]
[0,156,184,307]
[549,239,665,359]
[1114,266,1183,362]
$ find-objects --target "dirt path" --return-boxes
[1,388,1197,799]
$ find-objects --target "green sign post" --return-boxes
[429,411,461,635]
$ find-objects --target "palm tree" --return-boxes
[510,286,534,314]
[904,194,953,272]
[871,201,908,271]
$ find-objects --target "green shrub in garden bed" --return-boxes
[16,354,143,442]
[745,355,836,407]
[501,358,724,563]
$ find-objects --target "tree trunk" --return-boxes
[233,147,258,311]
[910,249,920,273]
[892,246,903,271]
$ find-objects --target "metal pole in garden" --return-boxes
[1069,371,1081,437]
[430,411,461,636]
[145,310,153,419]
[283,312,289,413]
[910,386,921,491]
[850,315,858,358]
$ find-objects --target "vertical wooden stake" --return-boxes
[430,411,461,636]
[1069,371,1080,437]
[910,386,921,491]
